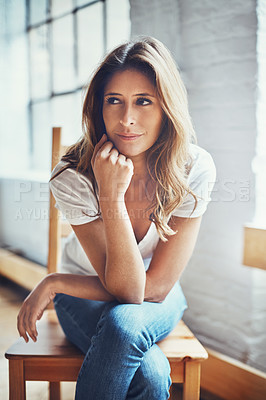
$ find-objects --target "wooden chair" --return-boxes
[5,127,208,400]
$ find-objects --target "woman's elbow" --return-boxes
[116,295,144,305]
[144,285,170,303]
[144,294,165,303]
[106,281,144,304]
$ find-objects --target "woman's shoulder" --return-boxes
[187,143,216,183]
[171,144,216,218]
[49,161,99,225]
[50,161,93,190]
[189,143,214,164]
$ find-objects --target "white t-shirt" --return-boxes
[49,144,216,275]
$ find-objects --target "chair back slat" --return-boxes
[47,127,72,274]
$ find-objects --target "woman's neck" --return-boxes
[126,155,154,204]
[130,154,149,184]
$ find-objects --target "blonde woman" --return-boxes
[17,37,216,399]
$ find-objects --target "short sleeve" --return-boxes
[49,162,99,225]
[171,145,216,218]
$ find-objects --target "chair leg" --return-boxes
[183,361,201,400]
[9,360,26,400]
[169,383,181,399]
[49,382,61,400]
[169,384,173,400]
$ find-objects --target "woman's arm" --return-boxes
[90,134,146,303]
[17,215,201,343]
[17,273,115,343]
[70,215,202,306]
[145,215,202,302]
[70,213,145,304]
[99,199,145,303]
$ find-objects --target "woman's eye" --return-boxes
[136,98,152,106]
[106,97,120,104]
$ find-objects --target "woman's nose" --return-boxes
[119,104,136,126]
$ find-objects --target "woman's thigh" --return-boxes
[53,293,109,354]
[53,280,187,353]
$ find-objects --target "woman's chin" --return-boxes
[118,148,145,160]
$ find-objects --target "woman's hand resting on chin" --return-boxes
[91,134,134,202]
[17,275,56,343]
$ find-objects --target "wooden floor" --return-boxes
[0,276,221,400]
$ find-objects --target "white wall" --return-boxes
[0,176,50,266]
[130,0,266,371]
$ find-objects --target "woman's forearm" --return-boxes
[49,272,115,302]
[17,273,115,343]
[100,199,146,303]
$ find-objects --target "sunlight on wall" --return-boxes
[253,0,266,227]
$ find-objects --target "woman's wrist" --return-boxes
[100,198,129,220]
[45,272,60,295]
[99,189,125,204]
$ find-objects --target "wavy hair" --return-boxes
[51,36,197,241]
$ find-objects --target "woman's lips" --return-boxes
[116,133,142,141]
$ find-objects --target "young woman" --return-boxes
[17,37,216,399]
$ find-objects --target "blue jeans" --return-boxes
[53,281,187,400]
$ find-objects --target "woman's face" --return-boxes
[102,69,163,159]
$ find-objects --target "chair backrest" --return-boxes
[47,127,72,274]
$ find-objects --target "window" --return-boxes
[27,0,130,171]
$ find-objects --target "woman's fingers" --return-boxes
[124,157,134,171]
[17,305,38,342]
[109,148,119,163]
[98,142,114,158]
[17,310,28,342]
[27,312,38,342]
[118,154,126,162]
[92,134,132,167]
[91,134,108,166]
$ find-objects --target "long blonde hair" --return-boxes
[51,36,197,241]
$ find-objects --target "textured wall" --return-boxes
[130,0,182,62]
[130,0,266,371]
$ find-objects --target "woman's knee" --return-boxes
[101,303,151,349]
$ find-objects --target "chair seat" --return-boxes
[5,310,207,384]
[6,310,207,361]
[6,310,83,359]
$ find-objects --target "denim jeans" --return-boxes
[53,281,187,400]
